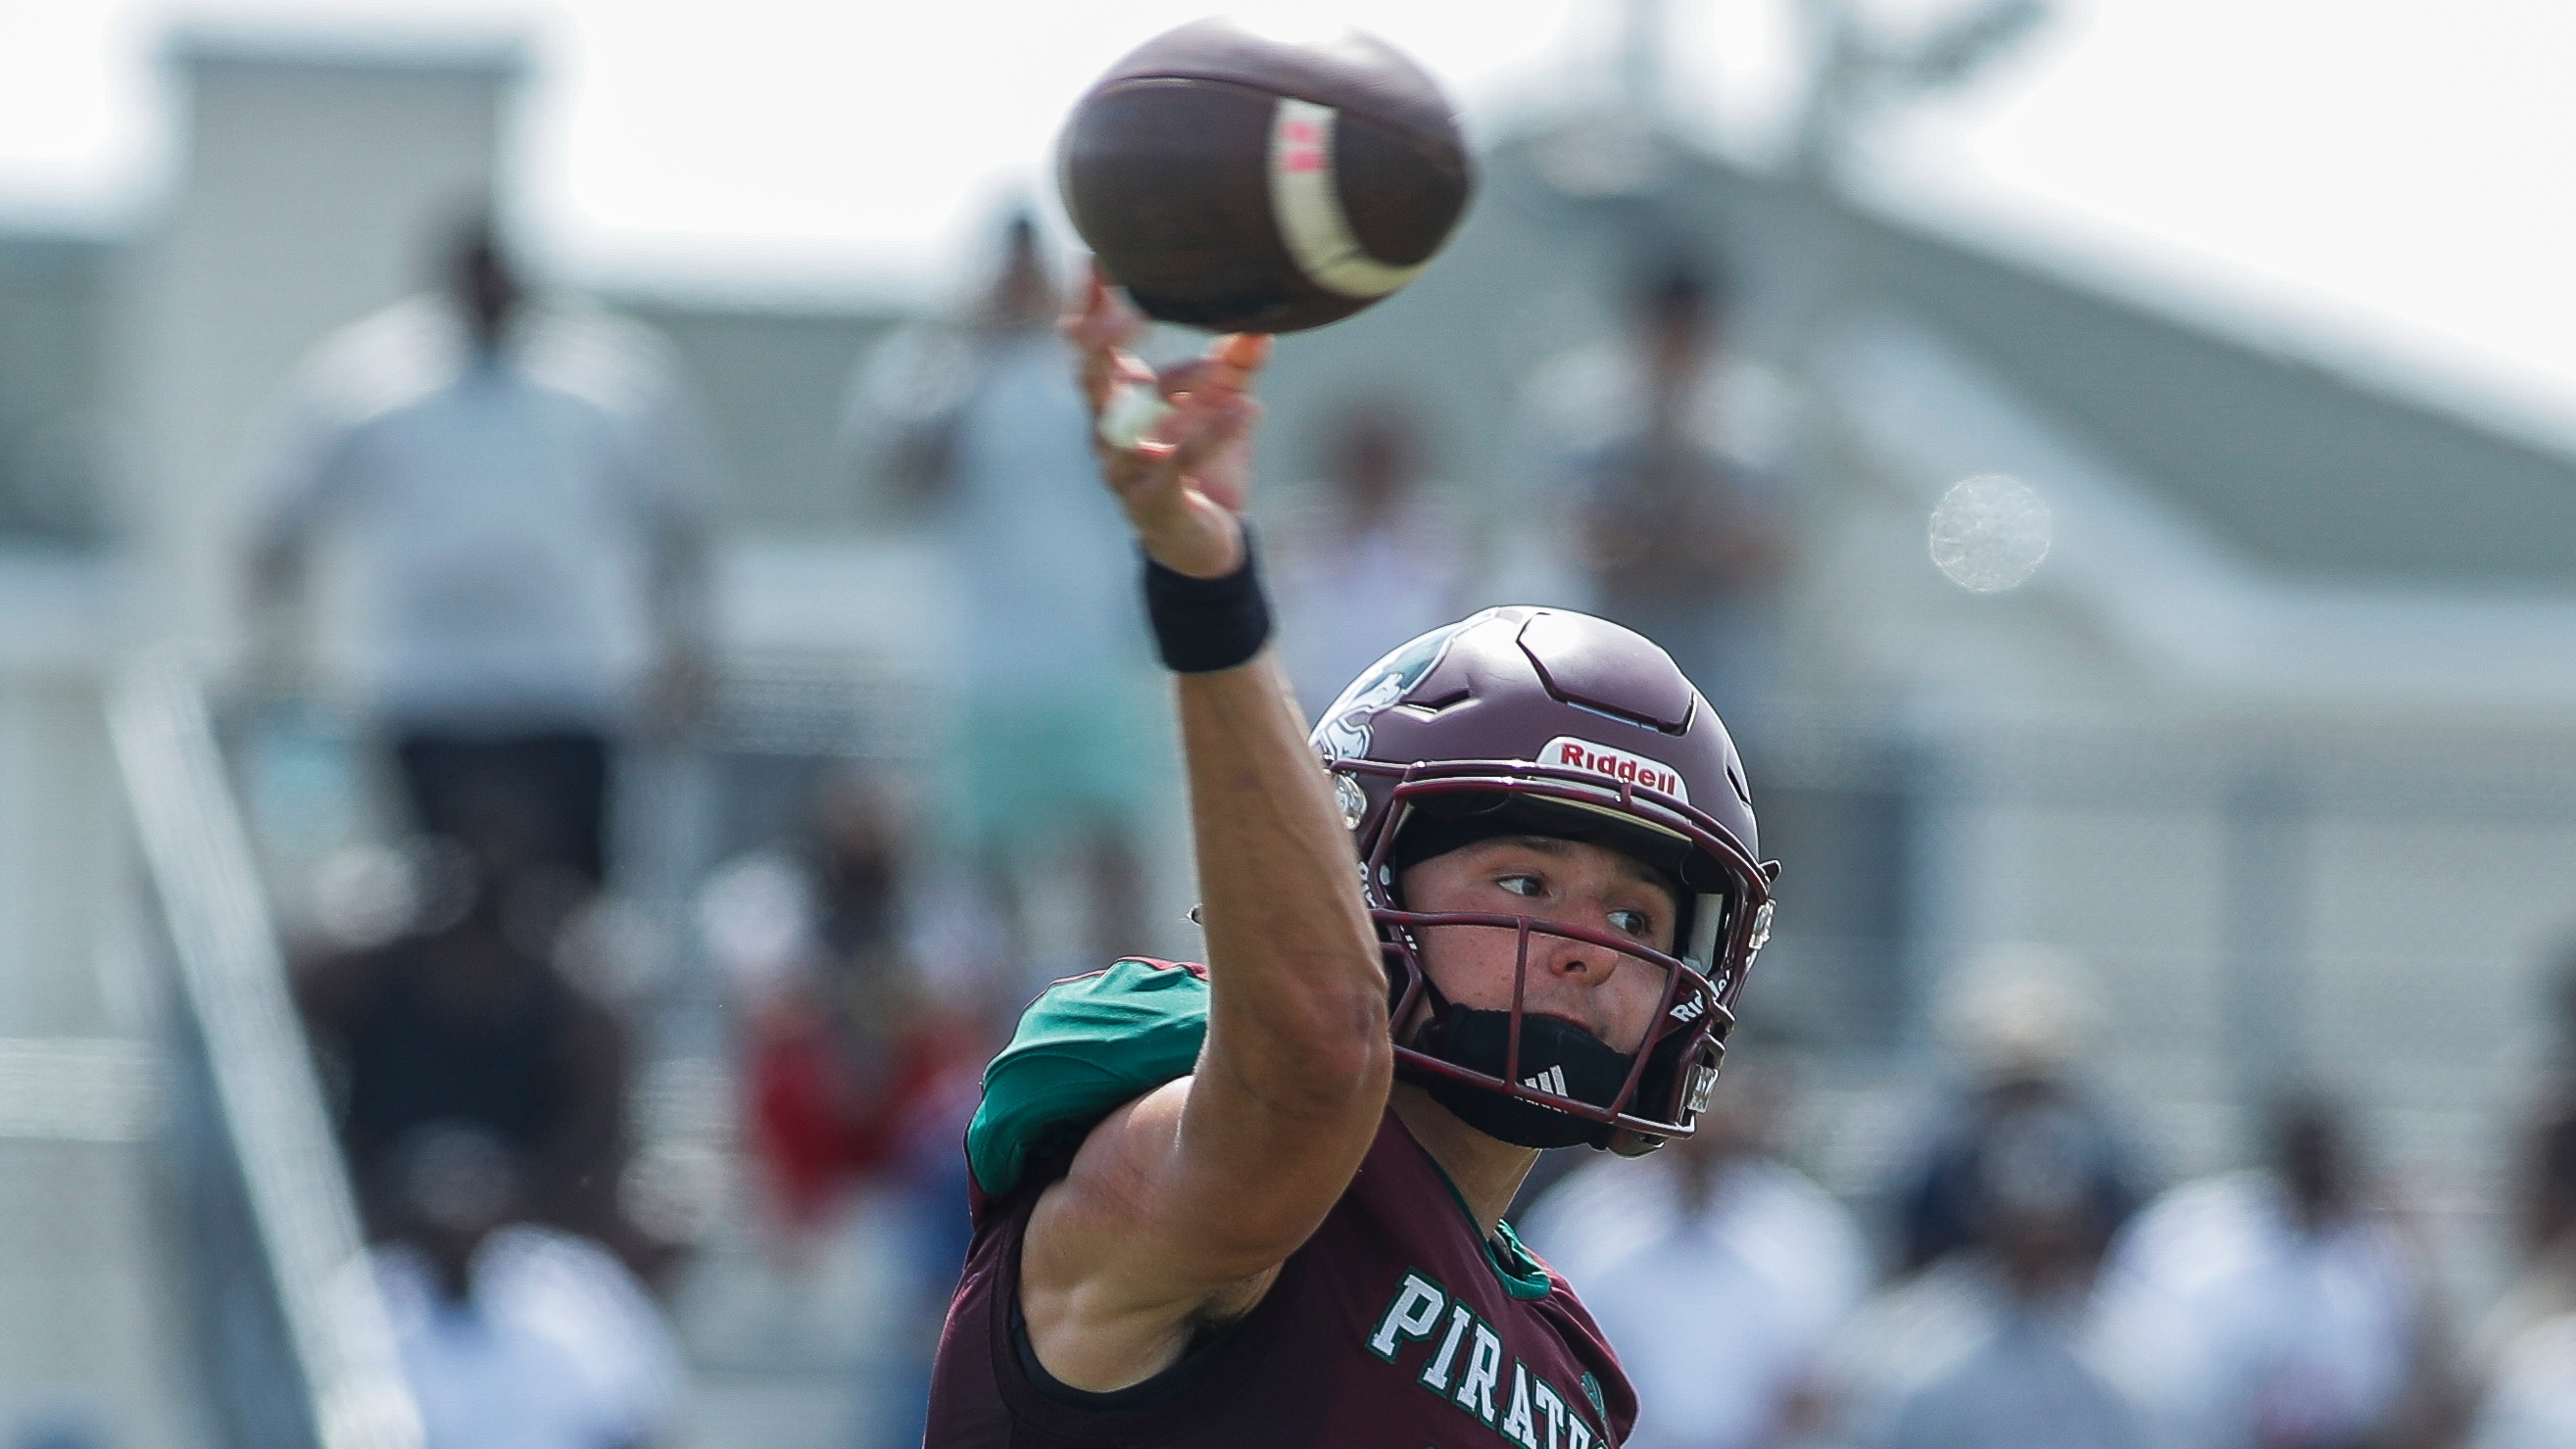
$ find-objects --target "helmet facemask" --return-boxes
[1348,765,1770,1153]
[1307,605,1777,1155]
[1382,908,1728,1151]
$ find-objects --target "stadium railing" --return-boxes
[109,656,421,1449]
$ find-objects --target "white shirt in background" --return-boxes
[2092,1171,2425,1449]
[1821,1258,2150,1449]
[2469,1313,2576,1449]
[1270,495,1472,722]
[370,1226,685,1449]
[254,298,708,733]
[1524,1152,1868,1449]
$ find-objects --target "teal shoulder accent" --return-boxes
[1486,1220,1555,1301]
[964,958,1211,1197]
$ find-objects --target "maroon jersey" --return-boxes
[926,1105,1636,1447]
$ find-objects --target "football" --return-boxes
[1057,18,1474,335]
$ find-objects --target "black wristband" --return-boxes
[1142,526,1272,673]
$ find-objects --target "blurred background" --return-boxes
[8,1,2576,1446]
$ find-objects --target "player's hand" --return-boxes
[1066,264,1271,579]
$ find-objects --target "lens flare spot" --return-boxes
[1929,473,2052,592]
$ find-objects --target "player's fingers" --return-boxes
[1095,374,1175,452]
[1153,360,1256,402]
[1161,392,1256,478]
[1076,332,1159,421]
[1186,398,1261,514]
[1152,334,1273,404]
[1104,401,1206,493]
[1064,267,1142,378]
[1060,267,1108,345]
[1083,263,1146,340]
[1068,266,1105,320]
[1152,358,1229,403]
[1070,326,1119,411]
[1211,332,1271,381]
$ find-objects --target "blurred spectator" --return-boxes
[2093,1089,2450,1449]
[295,829,657,1275]
[697,769,993,1237]
[1823,1090,2150,1449]
[7,1411,106,1449]
[1893,946,2153,1273]
[2466,1318,2576,1449]
[1519,254,1797,729]
[245,214,713,892]
[362,1122,684,1449]
[1523,1062,1867,1449]
[696,767,996,1449]
[842,211,1159,975]
[2466,949,2576,1447]
[1269,403,1480,720]
[2497,941,2576,1318]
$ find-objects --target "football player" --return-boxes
[923,273,1777,1447]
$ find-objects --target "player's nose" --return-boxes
[1531,929,1620,988]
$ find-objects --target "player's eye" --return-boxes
[1494,873,1544,899]
[1607,907,1655,939]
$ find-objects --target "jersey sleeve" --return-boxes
[963,957,1211,1198]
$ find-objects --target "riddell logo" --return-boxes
[1540,737,1689,804]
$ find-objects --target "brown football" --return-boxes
[1058,19,1474,335]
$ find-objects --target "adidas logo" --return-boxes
[1521,1065,1569,1097]
[1670,997,1705,1023]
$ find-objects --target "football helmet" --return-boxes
[1310,606,1776,1154]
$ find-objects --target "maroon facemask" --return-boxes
[1311,607,1777,1154]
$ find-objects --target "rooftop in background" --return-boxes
[1255,121,2576,599]
[1833,179,2576,593]
[8,73,2576,596]
[164,17,531,76]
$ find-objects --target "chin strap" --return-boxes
[1387,927,1709,1152]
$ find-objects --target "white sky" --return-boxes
[6,0,2576,415]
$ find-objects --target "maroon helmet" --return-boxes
[1311,606,1776,1154]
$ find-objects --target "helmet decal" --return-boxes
[1537,736,1689,803]
[1311,612,1480,760]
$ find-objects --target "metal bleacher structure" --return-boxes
[111,660,419,1449]
[96,648,940,1449]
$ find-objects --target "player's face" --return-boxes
[1398,836,1681,1055]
